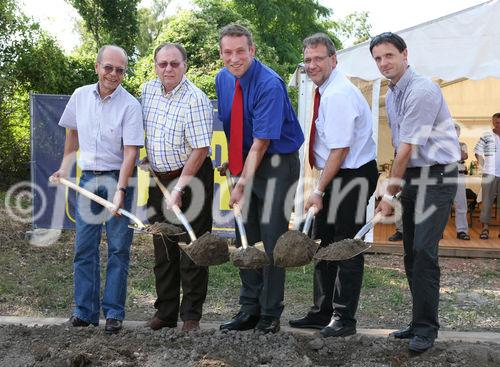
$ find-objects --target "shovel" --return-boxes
[273,207,319,267]
[314,211,384,261]
[150,170,229,266]
[224,172,270,269]
[50,176,183,236]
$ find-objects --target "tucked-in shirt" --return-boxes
[142,77,213,172]
[216,59,304,155]
[313,69,376,169]
[474,131,500,176]
[386,67,460,167]
[59,83,144,171]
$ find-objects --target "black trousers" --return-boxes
[307,159,378,326]
[147,157,214,323]
[401,164,457,339]
[237,152,300,318]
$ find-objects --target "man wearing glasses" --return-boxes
[141,43,214,332]
[289,33,378,338]
[370,32,459,353]
[51,45,144,333]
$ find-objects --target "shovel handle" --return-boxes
[149,170,197,242]
[302,207,315,234]
[51,177,146,229]
[226,172,249,249]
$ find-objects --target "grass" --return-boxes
[0,195,498,331]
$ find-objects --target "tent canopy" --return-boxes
[337,0,500,81]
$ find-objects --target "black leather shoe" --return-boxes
[388,231,403,241]
[255,316,280,333]
[289,315,328,330]
[219,312,259,331]
[409,335,434,352]
[320,320,356,338]
[390,324,414,339]
[105,318,123,334]
[68,316,98,327]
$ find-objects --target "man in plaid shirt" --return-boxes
[141,43,214,332]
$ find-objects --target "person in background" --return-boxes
[474,112,500,240]
[370,32,459,353]
[454,123,470,240]
[51,45,144,334]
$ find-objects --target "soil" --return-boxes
[0,324,499,367]
[179,233,230,267]
[274,230,319,267]
[230,246,270,269]
[315,239,370,261]
[1,203,499,366]
[144,222,184,236]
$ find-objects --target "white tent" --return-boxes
[337,0,500,81]
[291,0,500,240]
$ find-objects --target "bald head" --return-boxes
[96,45,128,66]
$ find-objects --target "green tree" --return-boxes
[66,0,140,56]
[136,0,172,57]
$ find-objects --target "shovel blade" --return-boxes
[314,239,371,261]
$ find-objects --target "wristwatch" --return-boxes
[383,192,400,203]
[117,186,127,194]
[313,188,325,197]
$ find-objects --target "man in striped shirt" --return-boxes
[474,112,500,239]
[141,43,214,332]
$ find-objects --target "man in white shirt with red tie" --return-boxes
[289,33,378,338]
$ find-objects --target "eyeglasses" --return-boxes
[99,63,126,75]
[156,61,183,69]
[303,55,330,65]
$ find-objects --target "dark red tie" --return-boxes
[228,79,244,175]
[309,88,321,168]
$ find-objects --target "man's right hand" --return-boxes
[139,157,150,172]
[49,168,67,183]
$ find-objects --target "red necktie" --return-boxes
[309,88,321,168]
[228,79,244,175]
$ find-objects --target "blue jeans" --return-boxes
[73,170,135,324]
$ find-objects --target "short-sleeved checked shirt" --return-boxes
[141,77,213,172]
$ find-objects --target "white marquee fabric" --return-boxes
[336,0,500,81]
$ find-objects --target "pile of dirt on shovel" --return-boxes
[1,324,499,367]
[230,246,270,269]
[180,233,229,266]
[274,230,318,267]
[315,239,369,261]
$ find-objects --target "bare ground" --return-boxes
[0,205,499,366]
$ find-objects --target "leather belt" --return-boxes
[82,170,119,175]
[153,167,183,180]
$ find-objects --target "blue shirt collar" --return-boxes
[93,83,122,100]
[233,59,257,88]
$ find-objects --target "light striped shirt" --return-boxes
[474,130,500,176]
[141,77,213,172]
[59,83,144,171]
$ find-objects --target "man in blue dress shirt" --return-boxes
[216,24,304,333]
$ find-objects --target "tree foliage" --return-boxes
[66,0,140,56]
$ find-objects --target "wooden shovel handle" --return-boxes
[225,172,249,249]
[149,170,197,242]
[51,176,145,229]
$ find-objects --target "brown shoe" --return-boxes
[182,320,200,332]
[147,315,177,331]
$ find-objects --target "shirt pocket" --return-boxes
[102,121,123,152]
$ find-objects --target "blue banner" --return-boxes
[30,94,235,237]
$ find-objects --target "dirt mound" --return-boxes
[230,246,270,269]
[179,233,229,266]
[315,239,369,261]
[273,230,318,267]
[0,324,499,367]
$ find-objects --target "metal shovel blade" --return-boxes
[314,212,383,261]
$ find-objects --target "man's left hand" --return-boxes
[305,193,322,213]
[111,190,125,217]
[167,189,182,209]
[229,182,245,208]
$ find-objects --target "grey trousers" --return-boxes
[453,174,468,233]
[401,164,457,339]
[236,152,300,318]
[480,174,500,224]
